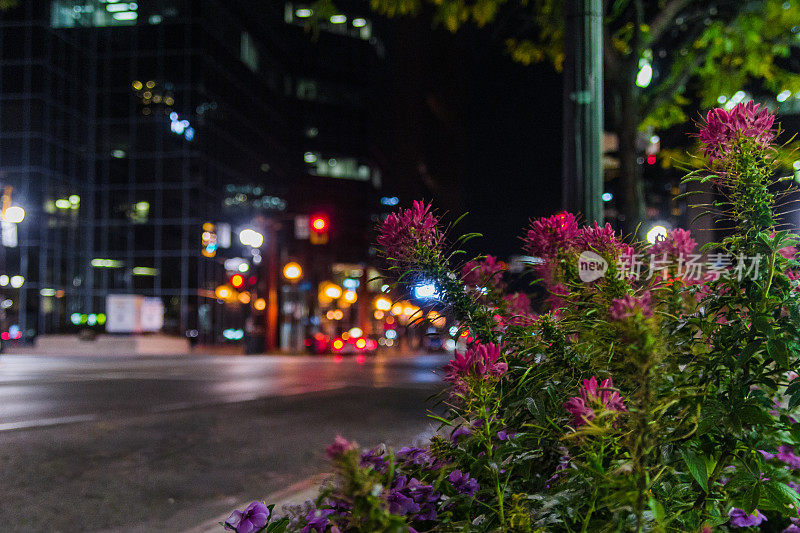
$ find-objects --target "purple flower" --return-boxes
[448,469,480,496]
[777,445,800,469]
[699,102,776,162]
[609,292,653,321]
[564,377,626,427]
[497,430,516,441]
[360,446,388,472]
[524,212,579,258]
[325,435,356,460]
[302,507,336,533]
[224,501,270,533]
[377,200,444,264]
[450,426,472,442]
[728,508,767,528]
[396,446,436,468]
[386,476,440,520]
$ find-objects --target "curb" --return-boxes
[183,473,330,533]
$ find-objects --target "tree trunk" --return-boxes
[614,73,646,239]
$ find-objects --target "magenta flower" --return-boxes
[576,222,629,256]
[462,255,505,287]
[443,343,507,392]
[780,245,798,261]
[224,501,270,533]
[377,200,444,263]
[564,377,626,427]
[524,212,579,258]
[728,508,767,528]
[649,228,697,258]
[448,469,479,496]
[325,435,357,460]
[609,292,653,321]
[699,101,776,162]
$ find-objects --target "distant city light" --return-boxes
[348,327,363,338]
[70,313,81,325]
[69,195,80,205]
[342,278,358,290]
[724,91,746,111]
[602,192,613,202]
[385,329,397,339]
[111,149,126,158]
[238,228,264,248]
[649,135,660,144]
[238,292,251,304]
[295,8,313,18]
[304,152,317,163]
[283,262,303,281]
[330,14,346,23]
[352,18,367,27]
[87,314,97,326]
[381,284,390,293]
[132,267,158,276]
[375,297,392,311]
[112,11,138,20]
[55,199,71,209]
[343,290,357,303]
[0,275,8,286]
[3,206,24,223]
[222,328,244,340]
[380,196,399,206]
[413,281,439,300]
[717,95,727,104]
[106,3,136,12]
[10,275,24,288]
[636,60,652,88]
[778,90,792,102]
[324,284,342,299]
[253,298,266,311]
[91,258,123,268]
[646,225,669,245]
[40,288,56,296]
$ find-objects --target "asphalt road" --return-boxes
[0,353,449,532]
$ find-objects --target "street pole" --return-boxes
[563,0,604,225]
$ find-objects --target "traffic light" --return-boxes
[310,214,329,245]
[229,273,245,289]
[201,223,217,257]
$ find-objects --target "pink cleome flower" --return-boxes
[462,255,505,287]
[377,200,443,263]
[564,376,626,427]
[649,228,697,258]
[609,291,654,321]
[577,222,630,257]
[325,435,357,460]
[698,101,775,162]
[443,343,508,392]
[524,212,579,258]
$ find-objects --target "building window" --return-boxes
[304,153,374,182]
[284,3,372,40]
[51,0,139,28]
[240,32,260,73]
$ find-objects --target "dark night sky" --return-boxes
[376,16,564,259]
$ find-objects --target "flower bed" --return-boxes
[223,102,800,532]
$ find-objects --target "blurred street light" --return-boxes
[3,206,24,223]
[282,262,303,281]
[238,228,264,248]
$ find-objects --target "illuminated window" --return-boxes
[304,153,374,182]
[50,0,140,28]
[240,32,259,73]
[284,3,372,40]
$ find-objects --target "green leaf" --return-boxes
[789,390,800,411]
[743,483,761,515]
[681,450,709,492]
[767,339,789,369]
[738,403,774,427]
[737,342,760,366]
[753,315,773,335]
[762,481,800,513]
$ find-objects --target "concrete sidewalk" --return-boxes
[183,473,329,533]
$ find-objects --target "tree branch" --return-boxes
[647,0,692,44]
[642,51,706,119]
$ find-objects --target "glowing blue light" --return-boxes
[385,329,397,339]
[412,282,439,300]
[342,278,359,290]
[184,127,195,141]
[602,192,613,202]
[381,196,399,206]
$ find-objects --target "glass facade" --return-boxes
[0,0,386,342]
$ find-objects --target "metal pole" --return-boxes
[563,0,604,224]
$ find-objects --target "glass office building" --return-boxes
[0,0,385,341]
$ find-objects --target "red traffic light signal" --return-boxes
[310,215,328,233]
[229,274,245,289]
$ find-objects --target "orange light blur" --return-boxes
[374,310,384,320]
[355,338,366,349]
[253,298,266,311]
[238,291,251,304]
[215,285,232,300]
[332,339,344,350]
[230,274,245,289]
